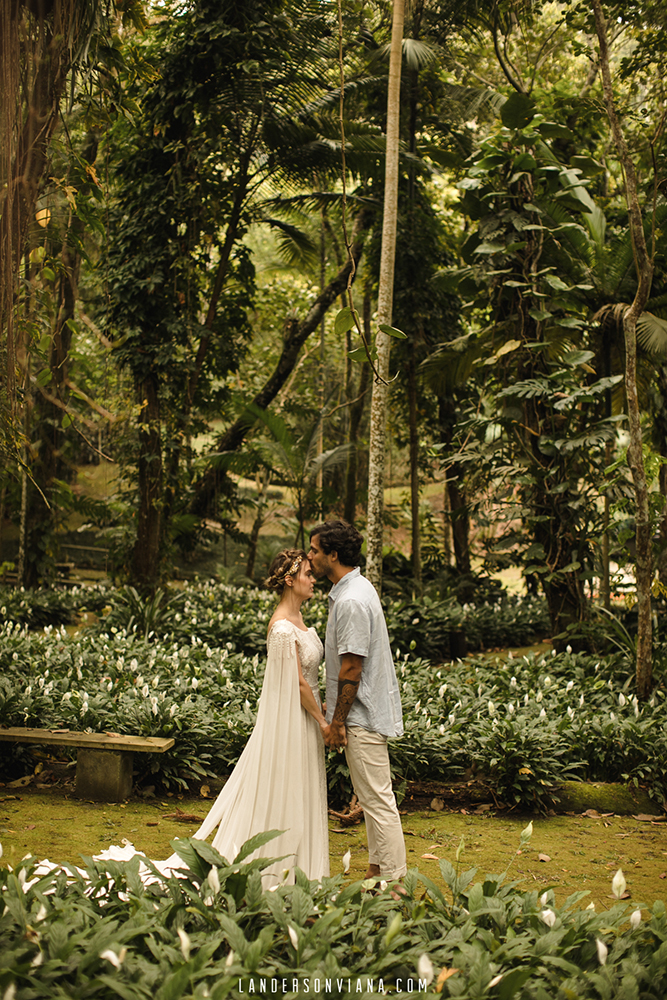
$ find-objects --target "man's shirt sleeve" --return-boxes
[334,598,371,657]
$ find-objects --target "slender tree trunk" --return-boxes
[407,348,421,590]
[593,0,655,697]
[344,284,372,523]
[132,374,163,592]
[366,0,405,590]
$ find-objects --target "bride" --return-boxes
[161,549,329,885]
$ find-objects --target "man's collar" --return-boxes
[329,565,360,600]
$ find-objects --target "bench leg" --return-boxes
[75,748,133,802]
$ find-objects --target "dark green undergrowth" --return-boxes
[2,603,667,810]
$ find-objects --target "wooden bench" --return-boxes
[0,728,175,802]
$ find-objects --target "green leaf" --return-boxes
[41,266,56,282]
[234,829,284,863]
[537,122,575,139]
[544,274,571,291]
[474,241,506,255]
[348,346,377,362]
[62,413,72,429]
[497,966,534,1000]
[334,307,357,338]
[500,92,536,129]
[36,368,52,387]
[378,323,407,339]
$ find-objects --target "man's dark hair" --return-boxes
[310,519,363,567]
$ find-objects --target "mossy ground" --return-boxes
[2,788,666,917]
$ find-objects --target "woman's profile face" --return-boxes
[291,558,315,601]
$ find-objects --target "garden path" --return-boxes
[2,789,665,914]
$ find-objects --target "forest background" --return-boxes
[2,0,667,690]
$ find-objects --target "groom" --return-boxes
[308,519,407,885]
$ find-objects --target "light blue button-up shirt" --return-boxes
[325,567,403,738]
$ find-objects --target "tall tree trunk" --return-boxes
[593,0,655,697]
[438,396,471,574]
[132,374,163,592]
[365,0,405,590]
[343,283,372,523]
[407,348,421,590]
[0,0,85,412]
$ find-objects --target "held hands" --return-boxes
[322,720,347,749]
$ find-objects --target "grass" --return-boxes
[2,789,666,916]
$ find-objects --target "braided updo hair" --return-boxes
[265,548,308,593]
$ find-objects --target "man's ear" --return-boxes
[329,550,339,564]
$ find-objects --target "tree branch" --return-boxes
[189,210,371,517]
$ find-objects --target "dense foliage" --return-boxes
[1,582,666,810]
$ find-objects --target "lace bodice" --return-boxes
[268,620,323,693]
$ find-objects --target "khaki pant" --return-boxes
[345,725,407,881]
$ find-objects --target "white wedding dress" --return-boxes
[27,621,329,892]
[161,619,330,886]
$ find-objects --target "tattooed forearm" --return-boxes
[333,678,359,725]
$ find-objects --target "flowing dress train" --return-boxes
[160,619,329,886]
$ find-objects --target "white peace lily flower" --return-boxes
[579,694,585,707]
[618,692,626,706]
[536,690,543,702]
[540,909,556,928]
[36,904,47,922]
[567,706,574,720]
[417,954,434,985]
[551,648,556,657]
[178,928,191,961]
[3,983,17,1000]
[596,939,608,965]
[630,909,641,929]
[288,926,299,950]
[510,676,517,688]
[141,684,149,697]
[586,902,596,911]
[566,645,572,654]
[30,952,44,968]
[448,714,455,725]
[566,680,574,692]
[610,712,616,722]
[612,869,626,899]
[100,948,127,969]
[539,708,546,718]
[488,974,503,988]
[507,650,514,660]
[521,821,533,842]
[487,700,495,716]
[380,880,388,891]
[0,842,3,860]
[208,867,220,894]
[342,850,351,873]
[524,693,529,704]
[507,702,515,715]
[539,892,548,906]
[225,949,235,967]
